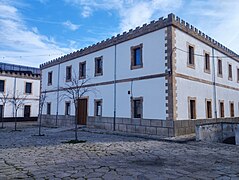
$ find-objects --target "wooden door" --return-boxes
[77,99,87,125]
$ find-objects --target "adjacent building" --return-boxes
[0,62,40,120]
[40,14,239,137]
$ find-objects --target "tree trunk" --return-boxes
[38,107,43,136]
[1,106,4,129]
[14,110,17,131]
[75,107,78,141]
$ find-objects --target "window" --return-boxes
[94,99,102,116]
[65,102,71,115]
[206,100,212,118]
[204,52,210,73]
[0,105,3,118]
[95,56,103,76]
[237,68,239,82]
[79,61,86,79]
[188,97,196,119]
[66,66,72,81]
[230,102,234,117]
[47,103,51,115]
[188,45,195,67]
[131,97,143,118]
[219,101,224,118]
[228,64,232,80]
[218,59,223,77]
[0,80,4,92]
[131,44,143,69]
[24,105,31,117]
[25,82,32,94]
[48,71,53,85]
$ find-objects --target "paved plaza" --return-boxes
[0,122,239,179]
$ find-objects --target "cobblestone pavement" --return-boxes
[0,122,239,180]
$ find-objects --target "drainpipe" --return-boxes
[113,44,117,131]
[212,48,217,119]
[56,63,60,127]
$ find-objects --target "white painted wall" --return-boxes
[41,28,167,120]
[175,29,239,120]
[0,75,40,118]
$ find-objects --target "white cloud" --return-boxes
[81,6,92,18]
[0,2,72,67]
[63,20,80,31]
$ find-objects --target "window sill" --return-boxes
[131,65,143,70]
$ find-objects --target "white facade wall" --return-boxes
[41,28,167,120]
[0,74,40,118]
[175,29,239,120]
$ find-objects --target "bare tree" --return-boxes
[38,91,47,136]
[60,73,97,141]
[0,91,10,128]
[12,91,28,131]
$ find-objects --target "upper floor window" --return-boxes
[48,71,53,86]
[218,59,223,77]
[131,44,143,70]
[204,52,210,73]
[47,102,51,115]
[131,97,143,118]
[228,64,232,80]
[188,45,195,67]
[79,61,86,79]
[65,102,71,115]
[94,99,102,116]
[0,80,5,93]
[237,68,239,83]
[95,56,103,76]
[25,82,32,94]
[66,65,72,82]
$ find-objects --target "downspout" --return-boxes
[56,63,60,127]
[113,44,117,131]
[212,48,217,119]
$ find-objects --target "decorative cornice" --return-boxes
[40,13,239,70]
[0,70,40,80]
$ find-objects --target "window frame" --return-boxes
[219,100,224,118]
[65,101,71,116]
[230,101,234,117]
[131,97,143,119]
[228,63,232,81]
[94,99,103,117]
[217,59,223,77]
[0,80,5,93]
[65,65,72,82]
[237,67,239,83]
[48,71,53,86]
[25,82,32,94]
[94,56,103,76]
[188,97,196,119]
[205,99,212,119]
[130,43,143,70]
[24,105,31,117]
[187,43,195,68]
[79,61,86,79]
[204,51,210,73]
[47,102,51,115]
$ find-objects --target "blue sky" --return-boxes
[1,0,239,67]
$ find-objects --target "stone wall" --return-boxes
[87,116,174,137]
[41,115,75,127]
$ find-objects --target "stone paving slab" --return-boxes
[0,122,239,179]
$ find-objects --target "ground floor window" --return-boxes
[0,105,3,118]
[47,102,51,115]
[24,105,31,117]
[206,99,212,118]
[219,101,224,118]
[230,102,234,117]
[131,97,143,118]
[94,99,102,116]
[65,102,71,115]
[188,97,196,119]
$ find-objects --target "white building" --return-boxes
[0,63,40,121]
[40,14,239,137]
